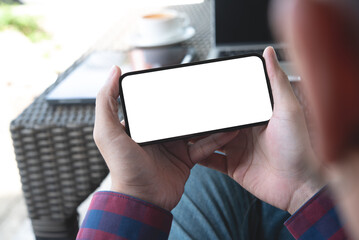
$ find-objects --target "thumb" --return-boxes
[94,66,125,144]
[263,47,300,112]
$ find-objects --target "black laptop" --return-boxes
[207,0,299,81]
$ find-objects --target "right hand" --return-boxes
[200,47,323,214]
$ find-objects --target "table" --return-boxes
[10,1,309,239]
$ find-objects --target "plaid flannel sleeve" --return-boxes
[285,187,347,239]
[76,191,173,240]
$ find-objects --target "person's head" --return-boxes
[271,0,359,162]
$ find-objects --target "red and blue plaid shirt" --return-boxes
[284,188,346,239]
[77,188,346,239]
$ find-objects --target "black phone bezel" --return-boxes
[119,53,274,146]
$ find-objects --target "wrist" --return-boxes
[287,150,325,214]
[287,177,324,214]
[288,183,316,214]
[110,183,173,211]
[110,185,158,207]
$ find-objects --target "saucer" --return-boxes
[130,26,195,48]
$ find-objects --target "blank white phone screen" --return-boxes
[121,56,273,144]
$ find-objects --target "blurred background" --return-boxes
[0,0,202,239]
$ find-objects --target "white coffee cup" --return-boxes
[138,10,189,43]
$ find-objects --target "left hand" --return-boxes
[199,47,323,214]
[93,66,238,211]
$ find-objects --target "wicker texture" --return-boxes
[175,2,212,61]
[10,56,110,238]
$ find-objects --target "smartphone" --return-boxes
[119,54,273,145]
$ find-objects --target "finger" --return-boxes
[189,131,238,163]
[263,46,300,112]
[199,152,228,174]
[187,134,209,145]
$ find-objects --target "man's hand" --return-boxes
[93,66,238,211]
[200,47,323,214]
